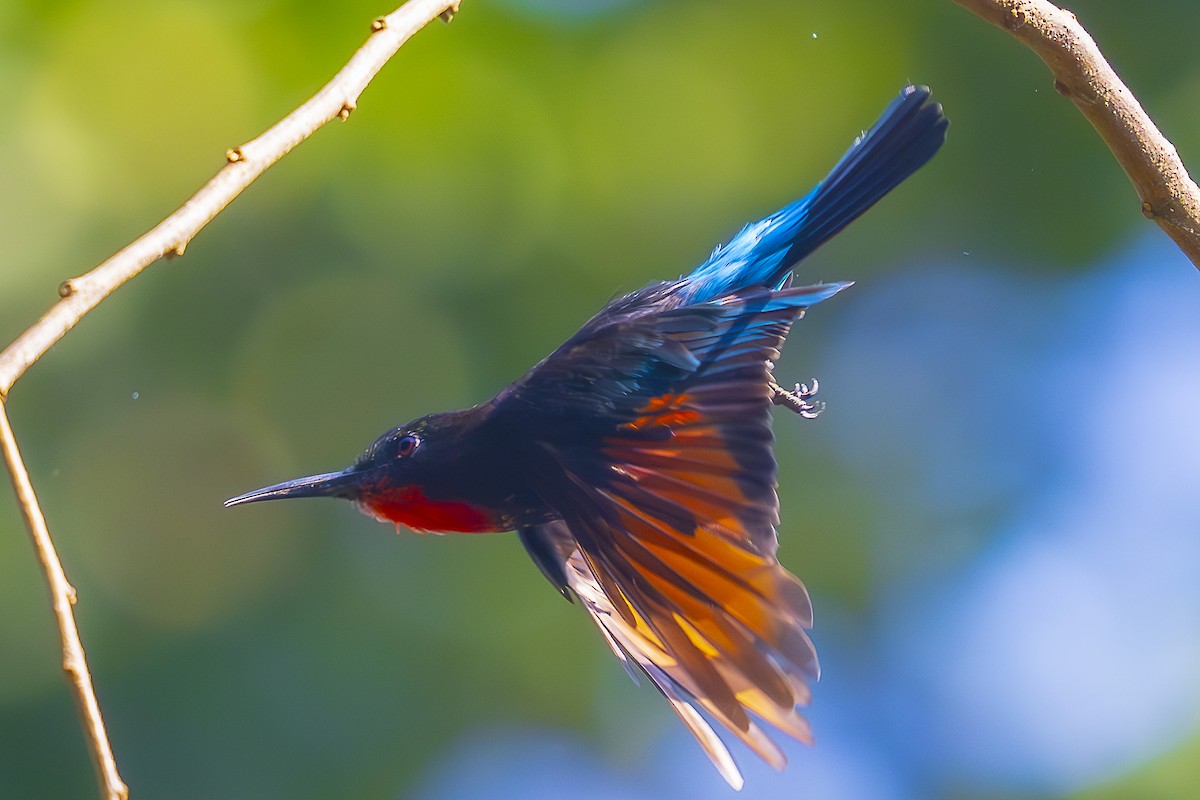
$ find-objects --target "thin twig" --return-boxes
[0,0,461,398]
[0,2,462,797]
[0,402,128,800]
[951,0,1200,269]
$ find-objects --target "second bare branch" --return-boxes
[952,0,1200,269]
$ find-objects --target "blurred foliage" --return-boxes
[2,1,1200,798]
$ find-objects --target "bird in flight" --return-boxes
[227,85,947,789]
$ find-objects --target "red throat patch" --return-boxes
[357,484,501,534]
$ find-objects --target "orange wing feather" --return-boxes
[518,288,832,787]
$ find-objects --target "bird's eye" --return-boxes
[396,434,420,458]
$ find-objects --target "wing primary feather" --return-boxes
[661,694,745,790]
[517,523,574,602]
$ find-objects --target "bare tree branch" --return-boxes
[0,401,127,800]
[0,0,461,398]
[951,0,1200,269]
[0,1,462,797]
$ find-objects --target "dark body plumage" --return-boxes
[227,85,948,789]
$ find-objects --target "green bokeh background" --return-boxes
[2,1,1199,798]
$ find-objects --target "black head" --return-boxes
[224,415,444,509]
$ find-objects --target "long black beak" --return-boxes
[224,468,364,508]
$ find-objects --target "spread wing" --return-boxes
[498,281,846,786]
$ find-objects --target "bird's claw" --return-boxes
[770,378,825,419]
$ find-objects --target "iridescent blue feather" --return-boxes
[680,84,948,305]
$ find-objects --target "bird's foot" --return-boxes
[769,378,825,419]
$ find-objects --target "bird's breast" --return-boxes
[357,484,505,534]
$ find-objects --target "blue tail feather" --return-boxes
[682,85,948,304]
[713,280,853,313]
